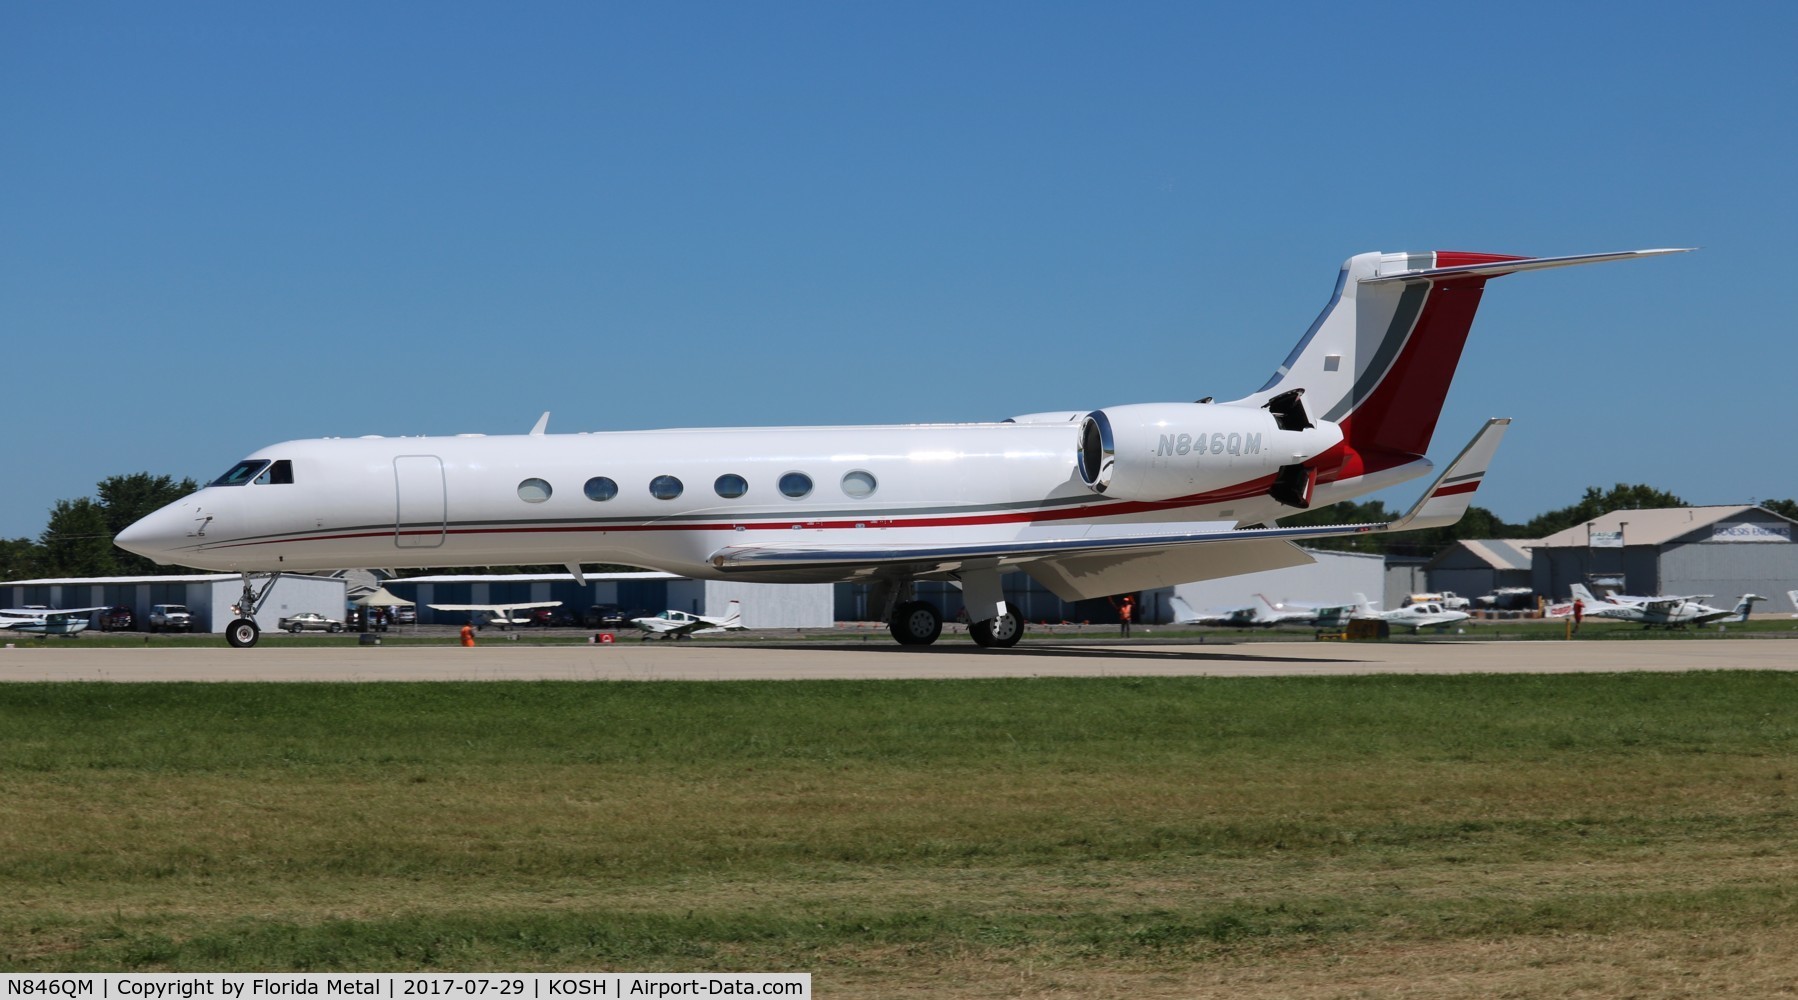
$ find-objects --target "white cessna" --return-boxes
[0,606,108,638]
[1568,584,1760,628]
[115,247,1685,648]
[426,599,562,629]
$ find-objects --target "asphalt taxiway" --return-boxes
[2,637,1794,682]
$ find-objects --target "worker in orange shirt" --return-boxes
[460,621,476,647]
[1119,595,1135,638]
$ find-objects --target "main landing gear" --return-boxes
[889,601,943,646]
[225,572,282,648]
[884,599,1026,648]
[969,610,1024,648]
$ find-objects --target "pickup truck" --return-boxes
[147,604,195,632]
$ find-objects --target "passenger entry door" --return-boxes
[394,456,446,548]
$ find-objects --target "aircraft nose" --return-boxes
[115,501,201,565]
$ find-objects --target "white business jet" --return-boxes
[114,247,1686,649]
[1,606,108,638]
[426,600,562,629]
[629,600,747,640]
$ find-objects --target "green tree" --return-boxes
[98,472,199,575]
[0,537,43,580]
[1759,498,1798,522]
[1277,499,1396,553]
[38,498,117,577]
[1519,483,1689,539]
[1281,500,1515,556]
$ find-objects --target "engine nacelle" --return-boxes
[1076,402,1343,502]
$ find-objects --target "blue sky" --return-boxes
[4,2,1793,539]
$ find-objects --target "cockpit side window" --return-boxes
[255,460,294,485]
[212,460,270,487]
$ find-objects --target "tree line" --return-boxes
[5,474,1797,581]
[1288,485,1798,556]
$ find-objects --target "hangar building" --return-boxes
[1426,540,1536,601]
[1530,505,1798,601]
[0,574,347,633]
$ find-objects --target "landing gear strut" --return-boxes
[225,572,281,648]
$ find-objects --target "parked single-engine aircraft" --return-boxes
[629,601,747,640]
[426,600,561,629]
[113,247,1685,648]
[1169,593,1334,628]
[0,606,107,637]
[1355,594,1471,632]
[1567,584,1759,628]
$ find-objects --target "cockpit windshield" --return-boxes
[212,460,270,487]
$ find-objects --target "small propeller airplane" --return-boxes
[1169,593,1336,628]
[1566,584,1760,628]
[113,245,1689,648]
[629,601,747,640]
[0,606,108,638]
[426,600,562,629]
[1355,594,1471,633]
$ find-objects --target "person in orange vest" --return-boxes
[1119,595,1135,638]
[1571,597,1584,635]
[460,621,476,647]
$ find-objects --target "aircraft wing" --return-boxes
[709,419,1509,602]
[4,607,108,617]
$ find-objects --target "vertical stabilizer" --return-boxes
[1231,248,1688,472]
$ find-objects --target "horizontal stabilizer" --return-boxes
[1362,248,1692,284]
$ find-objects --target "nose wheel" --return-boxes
[223,572,282,648]
[226,618,261,648]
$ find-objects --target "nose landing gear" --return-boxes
[225,572,282,648]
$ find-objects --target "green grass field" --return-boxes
[4,673,1797,997]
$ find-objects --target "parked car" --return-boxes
[388,604,417,624]
[97,605,136,631]
[529,607,580,627]
[148,604,194,632]
[346,608,397,630]
[279,612,346,633]
[582,604,638,628]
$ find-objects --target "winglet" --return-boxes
[1382,418,1510,533]
[530,412,550,436]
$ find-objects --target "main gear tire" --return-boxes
[889,601,943,646]
[969,612,1024,648]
